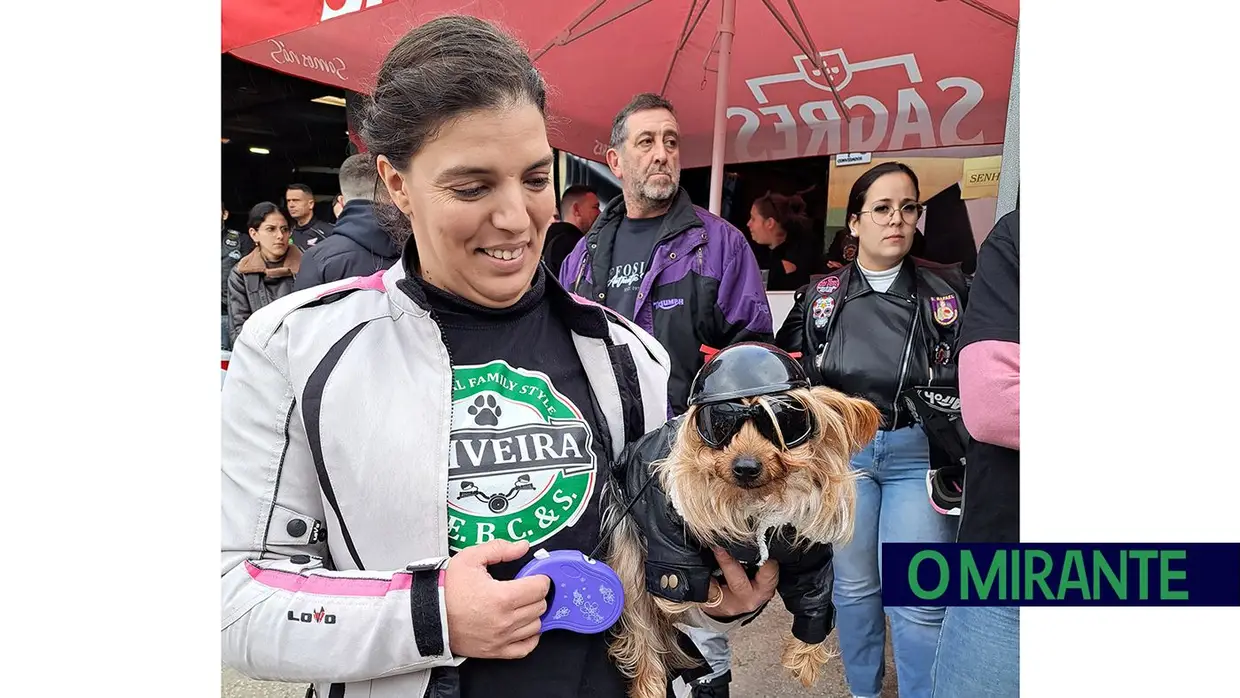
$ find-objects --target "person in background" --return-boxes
[823,227,857,270]
[542,184,600,275]
[285,182,334,250]
[226,202,301,344]
[221,202,244,349]
[931,210,1020,698]
[220,17,771,698]
[560,92,772,698]
[775,162,968,698]
[746,190,821,291]
[293,153,401,291]
[561,92,771,416]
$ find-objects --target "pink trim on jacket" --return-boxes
[246,561,413,597]
[959,340,1020,450]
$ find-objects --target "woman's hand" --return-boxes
[703,547,779,618]
[443,539,550,659]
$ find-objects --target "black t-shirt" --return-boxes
[605,215,664,318]
[955,211,1020,544]
[415,268,626,698]
[765,233,820,291]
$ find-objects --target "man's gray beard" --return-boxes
[636,177,677,205]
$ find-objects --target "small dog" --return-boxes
[605,384,881,698]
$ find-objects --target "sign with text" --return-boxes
[882,543,1240,606]
[959,155,1003,199]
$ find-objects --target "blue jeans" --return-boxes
[931,606,1020,697]
[833,426,958,698]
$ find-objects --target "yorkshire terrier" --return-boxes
[603,352,881,698]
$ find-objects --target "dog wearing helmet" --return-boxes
[602,342,881,698]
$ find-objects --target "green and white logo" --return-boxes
[447,361,597,552]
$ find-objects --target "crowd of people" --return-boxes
[220,14,1020,698]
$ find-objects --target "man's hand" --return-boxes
[443,539,550,659]
[703,547,778,618]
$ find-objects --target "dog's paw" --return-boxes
[781,636,835,688]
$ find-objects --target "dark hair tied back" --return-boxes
[753,189,812,238]
[358,15,548,244]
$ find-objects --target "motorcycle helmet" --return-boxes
[688,342,810,406]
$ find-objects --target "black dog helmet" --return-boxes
[687,342,810,406]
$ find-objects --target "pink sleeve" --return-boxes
[958,340,1019,450]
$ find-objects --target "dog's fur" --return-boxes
[606,386,881,698]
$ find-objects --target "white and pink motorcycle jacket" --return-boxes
[221,262,742,698]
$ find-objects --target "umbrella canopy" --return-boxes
[224,0,1017,172]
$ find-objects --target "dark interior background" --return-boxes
[223,54,835,268]
[221,55,350,227]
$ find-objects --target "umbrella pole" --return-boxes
[995,25,1019,221]
[707,0,737,216]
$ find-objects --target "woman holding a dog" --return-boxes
[776,162,970,698]
[220,15,774,698]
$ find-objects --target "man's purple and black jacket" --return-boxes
[559,188,773,415]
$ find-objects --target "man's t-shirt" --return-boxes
[955,211,1020,544]
[415,267,626,698]
[604,215,664,318]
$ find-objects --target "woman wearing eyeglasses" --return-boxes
[775,162,969,698]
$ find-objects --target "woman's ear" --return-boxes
[376,155,412,216]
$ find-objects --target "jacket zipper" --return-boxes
[891,296,920,427]
[428,307,457,554]
[574,249,590,295]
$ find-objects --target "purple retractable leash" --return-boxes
[513,471,662,633]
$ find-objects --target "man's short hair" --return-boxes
[609,93,676,149]
[338,154,379,202]
[559,184,597,217]
[287,183,314,197]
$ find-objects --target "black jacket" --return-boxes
[293,201,399,292]
[227,246,301,344]
[543,221,584,279]
[776,257,969,432]
[221,226,244,311]
[291,217,335,252]
[616,418,838,645]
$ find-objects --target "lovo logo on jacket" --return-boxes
[447,361,596,552]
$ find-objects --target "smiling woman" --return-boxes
[220,14,765,698]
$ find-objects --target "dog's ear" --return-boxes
[840,396,882,452]
[808,387,882,452]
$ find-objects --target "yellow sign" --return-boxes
[959,156,1002,200]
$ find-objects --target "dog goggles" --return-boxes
[693,397,815,450]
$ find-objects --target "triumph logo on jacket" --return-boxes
[447,361,596,552]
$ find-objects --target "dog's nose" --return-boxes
[732,456,762,483]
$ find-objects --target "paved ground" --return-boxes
[222,603,897,697]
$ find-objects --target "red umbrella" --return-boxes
[223,0,1017,212]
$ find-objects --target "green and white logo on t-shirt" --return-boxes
[447,360,597,552]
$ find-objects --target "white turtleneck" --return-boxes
[857,261,901,293]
